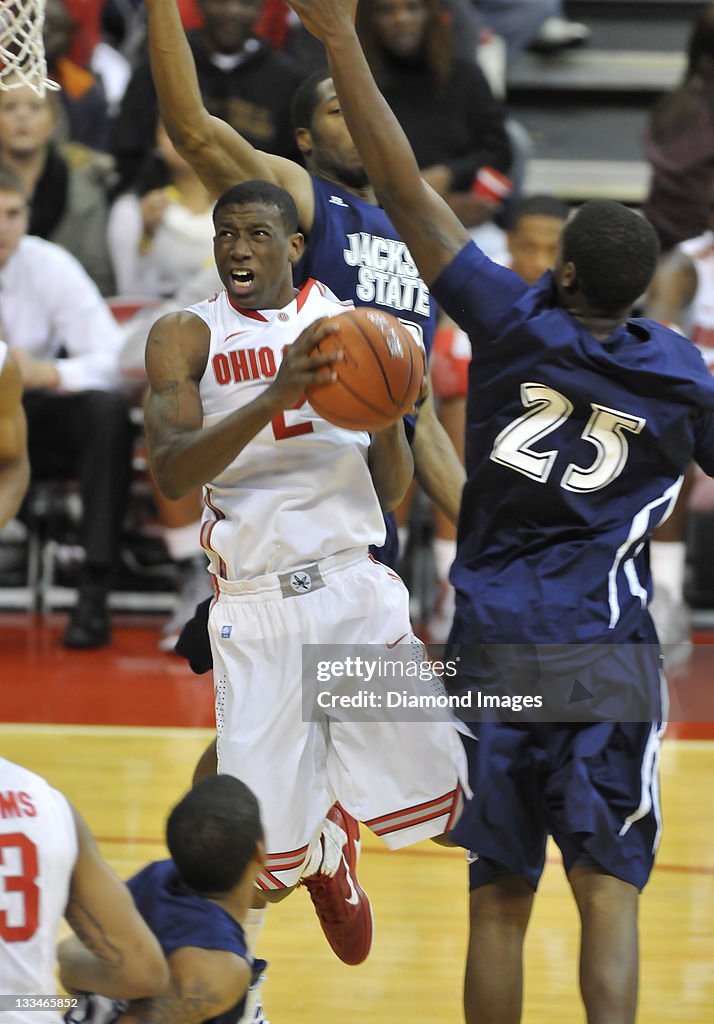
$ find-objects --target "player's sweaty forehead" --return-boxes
[213,202,285,234]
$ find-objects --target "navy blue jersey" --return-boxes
[128,860,262,1024]
[294,174,436,568]
[431,241,714,645]
[294,176,437,358]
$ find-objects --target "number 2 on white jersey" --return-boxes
[490,382,645,493]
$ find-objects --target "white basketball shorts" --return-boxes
[209,548,468,890]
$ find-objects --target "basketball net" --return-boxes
[0,0,59,96]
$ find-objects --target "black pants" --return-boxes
[23,389,133,574]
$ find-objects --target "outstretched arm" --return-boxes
[58,809,169,1000]
[368,420,414,511]
[412,383,465,525]
[289,0,471,284]
[145,0,314,226]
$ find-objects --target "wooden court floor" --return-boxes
[3,731,713,1023]
[1,615,714,1022]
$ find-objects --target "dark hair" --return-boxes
[356,0,454,91]
[213,180,299,233]
[0,166,27,198]
[166,775,263,894]
[686,3,714,82]
[650,4,714,145]
[561,200,660,312]
[291,68,331,131]
[507,194,570,230]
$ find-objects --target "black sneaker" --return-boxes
[63,590,111,649]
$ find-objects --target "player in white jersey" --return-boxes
[0,341,30,527]
[645,228,714,656]
[144,180,468,972]
[0,758,168,1024]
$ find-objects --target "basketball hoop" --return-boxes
[0,0,59,96]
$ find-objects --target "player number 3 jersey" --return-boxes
[188,279,387,581]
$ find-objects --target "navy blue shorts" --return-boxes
[450,719,664,892]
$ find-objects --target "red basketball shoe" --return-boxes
[302,803,373,965]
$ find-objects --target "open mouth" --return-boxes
[231,268,255,292]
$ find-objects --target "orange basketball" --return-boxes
[306,307,425,431]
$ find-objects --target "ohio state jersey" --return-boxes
[188,279,387,581]
[679,230,714,348]
[0,758,78,1024]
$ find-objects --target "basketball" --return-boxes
[306,307,425,431]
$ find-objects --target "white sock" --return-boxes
[300,817,346,879]
[300,836,324,878]
[650,540,686,600]
[242,906,266,957]
[433,538,457,584]
[163,520,203,562]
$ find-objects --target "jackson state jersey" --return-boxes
[187,279,387,581]
[128,860,263,1024]
[294,176,436,357]
[0,759,78,1024]
[431,242,714,644]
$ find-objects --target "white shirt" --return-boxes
[108,193,214,298]
[0,236,124,392]
[0,758,78,1024]
[678,229,714,348]
[189,280,387,580]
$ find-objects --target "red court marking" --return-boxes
[1,614,214,728]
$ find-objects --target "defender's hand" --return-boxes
[288,0,357,41]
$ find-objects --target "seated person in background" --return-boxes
[643,3,714,254]
[0,756,168,1019]
[356,0,512,231]
[0,344,29,528]
[111,0,303,194]
[109,122,216,651]
[473,0,589,62]
[43,0,111,152]
[426,194,570,642]
[0,168,134,650]
[60,775,267,1024]
[108,121,214,298]
[0,82,115,296]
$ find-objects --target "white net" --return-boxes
[0,0,59,96]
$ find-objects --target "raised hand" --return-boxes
[288,0,357,41]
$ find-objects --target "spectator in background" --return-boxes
[644,3,714,253]
[111,0,302,194]
[108,121,214,297]
[0,347,29,529]
[473,1,589,62]
[43,0,111,152]
[256,0,483,75]
[108,121,215,652]
[0,168,133,650]
[355,0,512,231]
[0,83,115,296]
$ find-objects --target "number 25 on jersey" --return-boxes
[490,382,645,493]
